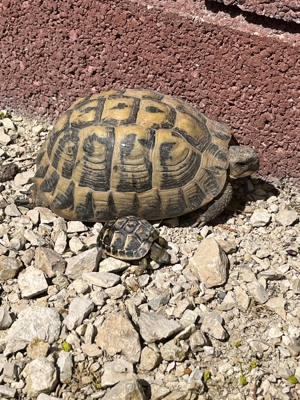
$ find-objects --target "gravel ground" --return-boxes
[0,112,299,400]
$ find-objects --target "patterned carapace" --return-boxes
[34,89,231,221]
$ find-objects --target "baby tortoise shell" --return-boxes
[97,215,170,264]
[32,89,259,223]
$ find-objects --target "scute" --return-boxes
[98,216,158,260]
[34,89,232,222]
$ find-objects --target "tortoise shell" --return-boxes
[34,89,231,221]
[98,215,159,260]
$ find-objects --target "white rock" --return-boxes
[250,210,271,227]
[266,296,286,320]
[4,204,21,217]
[234,286,250,311]
[24,230,47,246]
[0,307,12,329]
[65,248,98,279]
[275,209,299,226]
[18,266,48,299]
[101,359,135,388]
[82,271,120,288]
[14,170,35,187]
[102,377,146,400]
[201,311,227,340]
[0,385,16,398]
[160,339,189,361]
[139,346,161,371]
[23,358,57,397]
[96,312,141,364]
[2,117,16,131]
[67,220,88,233]
[35,247,66,278]
[189,329,208,352]
[35,207,57,224]
[63,297,94,330]
[69,236,85,253]
[0,131,11,145]
[99,257,129,273]
[57,351,73,383]
[53,231,67,254]
[137,311,183,343]
[0,257,22,281]
[247,280,269,303]
[191,237,228,288]
[5,306,61,356]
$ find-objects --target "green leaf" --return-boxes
[61,341,72,352]
[288,376,298,384]
[239,375,247,386]
[203,370,211,383]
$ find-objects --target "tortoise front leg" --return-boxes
[192,182,233,228]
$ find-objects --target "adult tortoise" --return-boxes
[29,89,259,226]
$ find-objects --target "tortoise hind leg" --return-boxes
[192,182,233,228]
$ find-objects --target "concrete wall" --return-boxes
[0,0,299,181]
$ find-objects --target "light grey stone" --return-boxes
[265,296,286,320]
[138,312,183,343]
[102,377,146,400]
[82,271,120,288]
[0,257,22,281]
[63,297,94,331]
[53,231,67,254]
[0,131,11,145]
[189,330,208,352]
[18,266,48,299]
[69,236,86,253]
[247,280,269,304]
[5,306,61,356]
[291,278,300,294]
[250,210,271,227]
[35,207,57,224]
[57,351,73,383]
[187,367,205,394]
[65,248,98,279]
[148,292,171,311]
[96,312,141,364]
[67,220,88,233]
[24,230,47,246]
[99,257,129,273]
[139,346,162,371]
[4,204,21,217]
[275,209,299,226]
[105,284,126,299]
[160,339,189,361]
[191,237,228,288]
[35,247,66,278]
[0,307,12,329]
[248,339,270,353]
[23,358,57,397]
[2,117,16,131]
[234,286,250,311]
[14,170,35,187]
[150,384,170,400]
[101,359,135,388]
[0,385,16,398]
[201,311,226,340]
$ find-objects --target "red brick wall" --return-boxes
[212,0,300,23]
[0,0,299,181]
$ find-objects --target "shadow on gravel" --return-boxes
[179,177,280,229]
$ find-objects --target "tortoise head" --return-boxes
[228,146,259,179]
[15,179,49,209]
